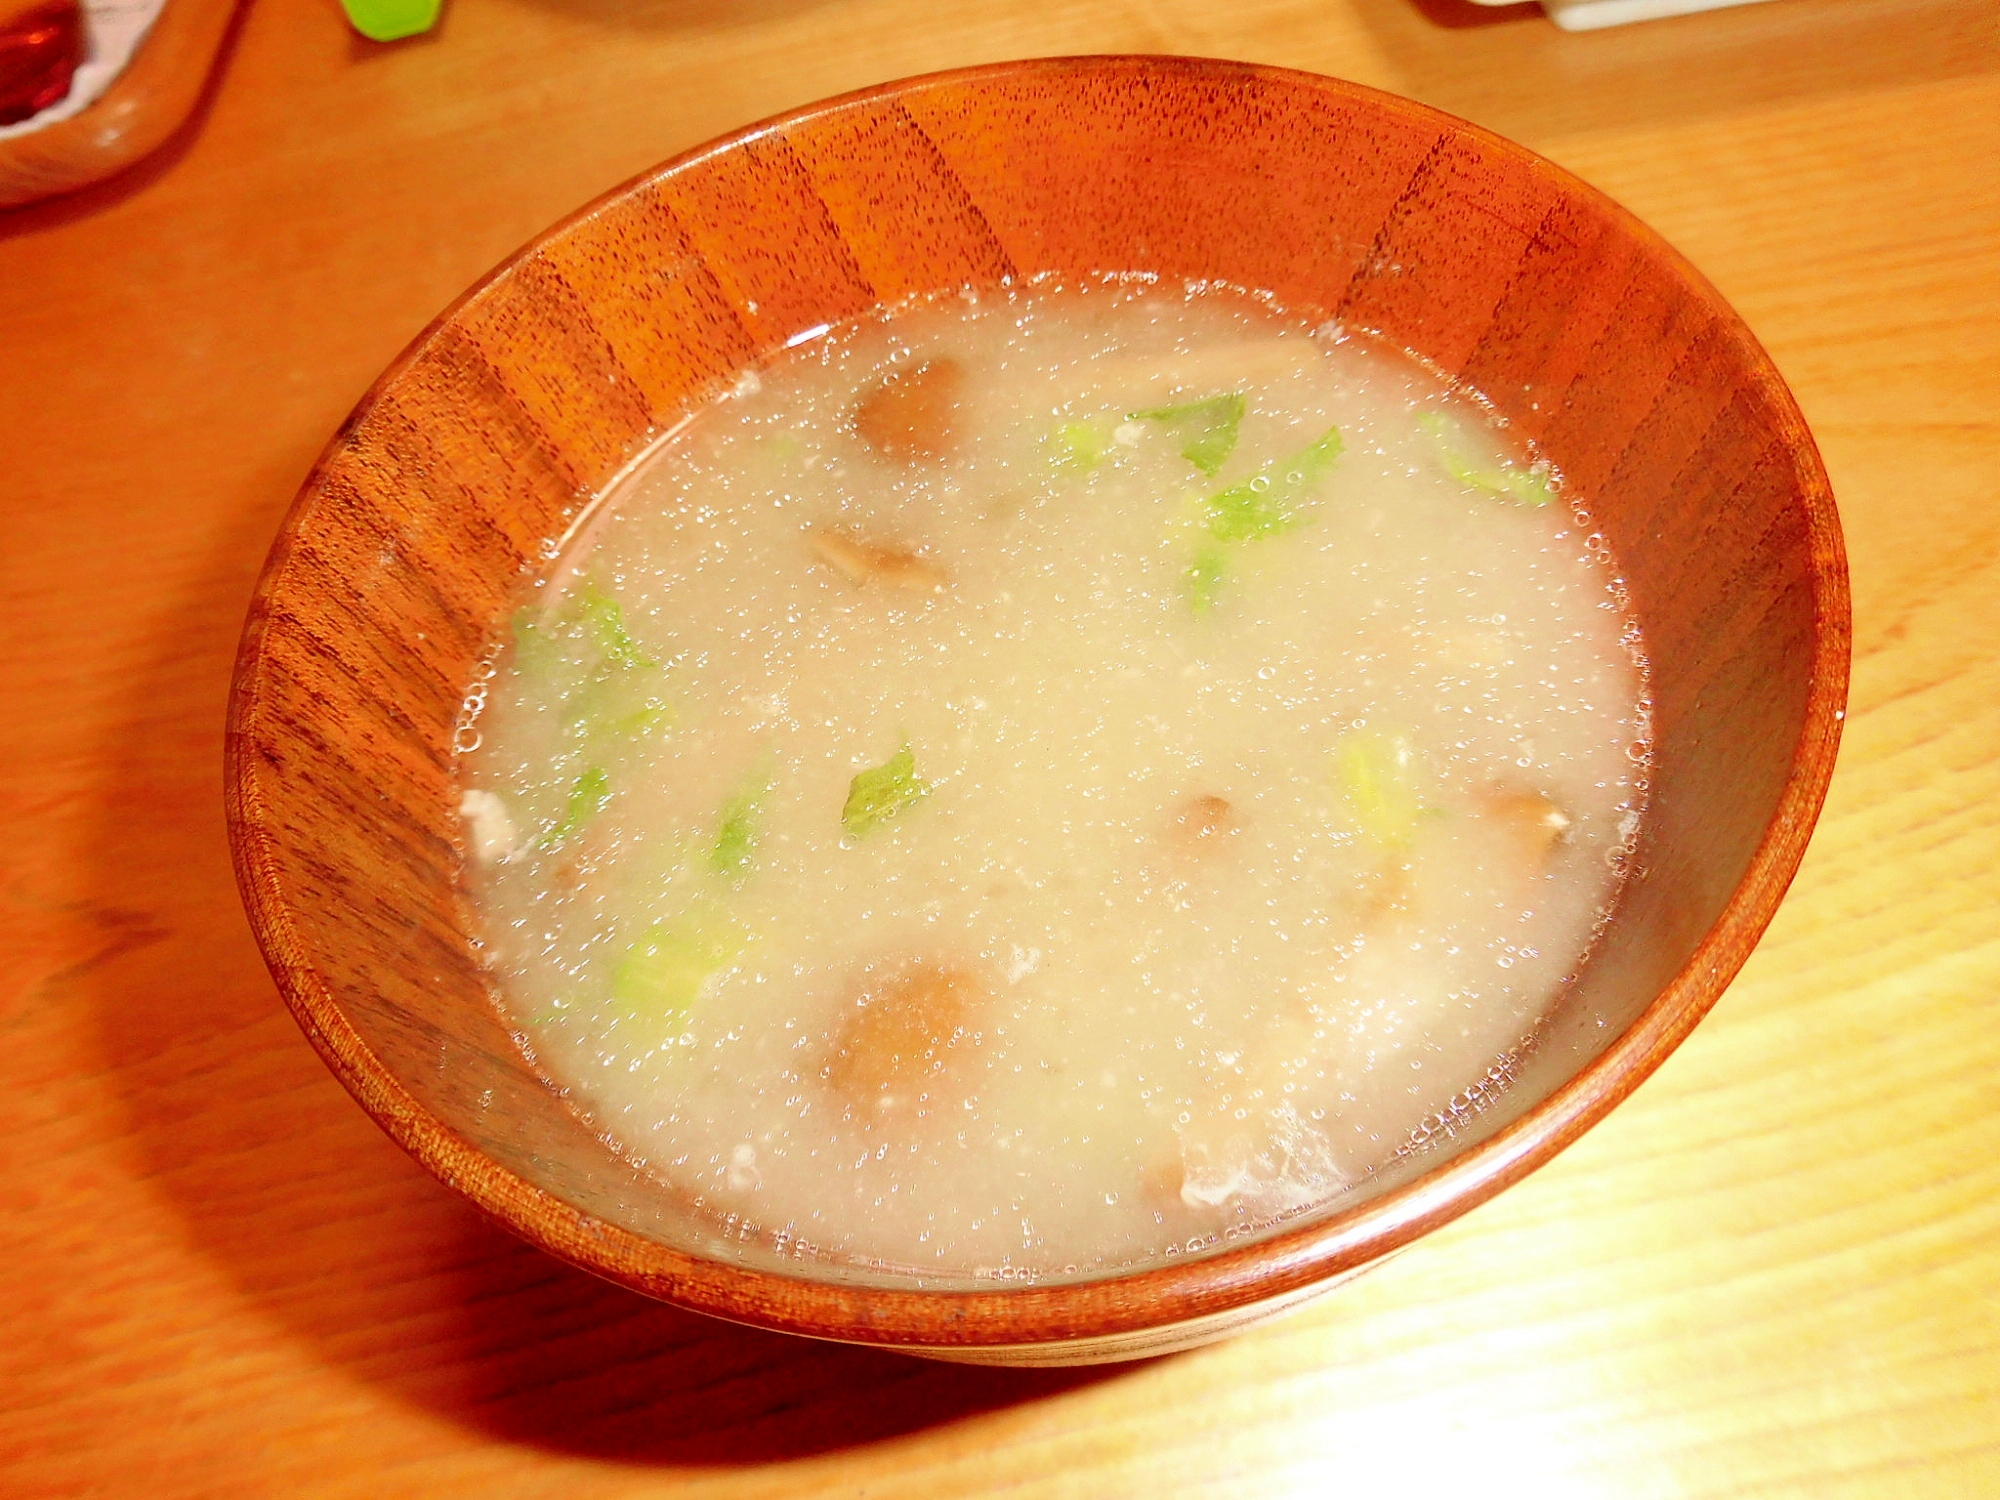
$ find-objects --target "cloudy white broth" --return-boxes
[458,279,1648,1280]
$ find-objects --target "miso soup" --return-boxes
[457,279,1648,1280]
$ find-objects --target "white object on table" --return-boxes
[1468,0,1776,30]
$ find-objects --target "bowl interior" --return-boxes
[228,57,1846,1351]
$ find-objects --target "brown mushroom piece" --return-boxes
[1358,858,1416,929]
[1480,789,1573,865]
[851,357,964,462]
[1171,793,1236,846]
[810,528,948,594]
[1138,1146,1191,1215]
[548,825,612,894]
[823,958,981,1119]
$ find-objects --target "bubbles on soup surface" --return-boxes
[459,279,1648,1279]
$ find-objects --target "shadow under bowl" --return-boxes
[226,55,1848,1366]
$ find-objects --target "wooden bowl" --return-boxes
[226,56,1848,1365]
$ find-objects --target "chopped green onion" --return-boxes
[579,581,654,669]
[541,765,609,849]
[709,770,772,879]
[611,913,748,1040]
[1332,732,1425,849]
[1185,543,1228,616]
[510,607,562,676]
[608,699,670,739]
[515,580,672,748]
[561,673,670,740]
[1204,425,1344,542]
[1417,412,1554,506]
[1132,393,1246,477]
[1048,418,1113,473]
[512,582,657,678]
[1176,425,1344,613]
[842,744,930,840]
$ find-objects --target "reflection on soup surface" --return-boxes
[459,279,1648,1280]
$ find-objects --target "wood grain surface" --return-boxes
[3,0,1996,1490]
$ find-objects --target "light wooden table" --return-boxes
[3,0,1995,1493]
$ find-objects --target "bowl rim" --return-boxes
[226,52,1851,1350]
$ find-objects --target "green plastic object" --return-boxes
[341,0,442,42]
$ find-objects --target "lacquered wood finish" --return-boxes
[0,0,240,209]
[225,57,1846,1360]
